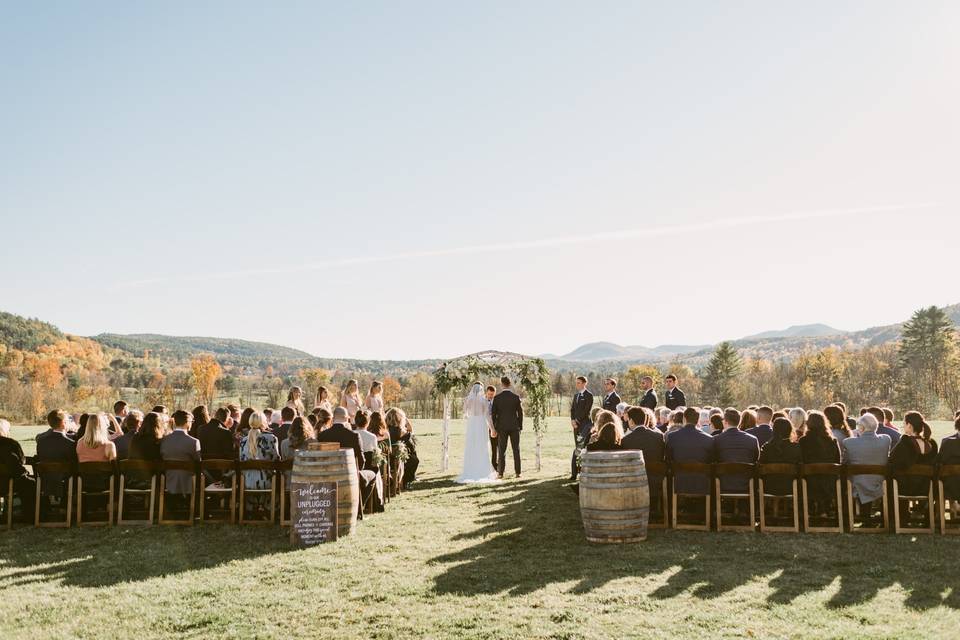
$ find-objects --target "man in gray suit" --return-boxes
[841,413,891,525]
[161,410,201,509]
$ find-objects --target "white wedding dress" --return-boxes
[456,384,499,483]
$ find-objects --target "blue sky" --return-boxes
[1,2,957,359]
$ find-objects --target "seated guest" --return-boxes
[76,413,118,493]
[799,411,841,515]
[274,407,295,444]
[759,417,803,495]
[35,409,78,510]
[867,406,901,445]
[824,404,854,442]
[306,413,318,428]
[113,401,128,428]
[238,411,280,490]
[738,408,757,433]
[698,409,712,434]
[316,407,364,474]
[0,419,35,522]
[353,411,383,508]
[586,410,623,451]
[665,406,716,496]
[128,412,165,489]
[708,413,724,436]
[281,416,316,461]
[114,411,143,460]
[747,406,774,447]
[314,408,332,433]
[398,411,420,490]
[882,408,898,437]
[655,408,671,433]
[621,406,665,504]
[665,409,685,436]
[160,410,201,502]
[889,411,937,498]
[189,405,210,439]
[615,402,630,429]
[369,410,391,443]
[842,413,891,523]
[938,414,960,502]
[788,408,807,439]
[713,408,760,493]
[198,407,235,460]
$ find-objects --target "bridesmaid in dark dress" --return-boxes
[890,411,938,524]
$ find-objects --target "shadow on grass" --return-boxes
[0,526,294,589]
[429,476,960,610]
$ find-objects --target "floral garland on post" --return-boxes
[433,352,551,471]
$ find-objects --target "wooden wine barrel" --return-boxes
[579,450,650,543]
[292,449,359,538]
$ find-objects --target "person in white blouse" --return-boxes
[365,381,384,413]
[339,379,363,424]
[314,386,333,413]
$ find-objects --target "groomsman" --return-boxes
[664,374,687,410]
[638,376,658,410]
[570,376,594,480]
[601,378,621,412]
[485,385,498,471]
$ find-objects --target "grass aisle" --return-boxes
[2,418,959,639]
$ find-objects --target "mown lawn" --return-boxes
[2,418,958,639]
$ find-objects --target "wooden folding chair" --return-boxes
[801,463,843,533]
[845,464,889,533]
[714,462,756,532]
[892,464,935,534]
[117,460,158,525]
[670,462,712,531]
[277,459,293,526]
[76,462,116,526]
[34,461,75,528]
[237,460,276,525]
[645,461,669,529]
[758,463,800,533]
[199,460,237,524]
[0,464,13,531]
[938,464,960,535]
[379,443,391,506]
[159,460,197,525]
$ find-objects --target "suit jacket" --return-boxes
[272,422,292,446]
[492,389,523,433]
[639,388,658,410]
[714,428,760,493]
[878,424,902,446]
[114,431,135,460]
[746,424,774,448]
[570,390,594,428]
[664,387,686,410]
[0,435,26,478]
[198,419,236,460]
[620,427,665,494]
[601,391,621,413]
[315,422,363,471]
[939,433,960,499]
[36,430,78,495]
[665,424,715,495]
[160,430,201,494]
[841,432,891,504]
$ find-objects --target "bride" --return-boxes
[456,382,499,483]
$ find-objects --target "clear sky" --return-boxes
[1,2,958,360]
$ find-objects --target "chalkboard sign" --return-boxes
[290,481,338,547]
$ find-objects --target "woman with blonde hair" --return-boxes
[587,410,623,451]
[239,411,280,490]
[286,386,306,416]
[365,381,384,413]
[76,413,118,463]
[339,379,362,425]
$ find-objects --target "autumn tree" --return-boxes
[621,365,662,403]
[382,376,403,407]
[190,354,222,406]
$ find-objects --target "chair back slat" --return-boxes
[758,463,798,476]
[802,463,842,476]
[896,464,935,477]
[714,462,755,476]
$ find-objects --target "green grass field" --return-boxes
[2,418,958,639]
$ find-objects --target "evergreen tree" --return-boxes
[896,306,959,414]
[702,341,743,407]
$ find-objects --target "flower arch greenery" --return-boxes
[433,350,551,472]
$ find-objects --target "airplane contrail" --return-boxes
[113,202,939,289]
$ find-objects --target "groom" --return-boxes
[491,376,523,479]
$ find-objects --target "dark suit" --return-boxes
[315,422,364,473]
[639,388,657,410]
[621,427,665,503]
[939,433,960,500]
[272,422,292,445]
[0,435,35,521]
[35,430,78,498]
[569,389,594,479]
[198,419,235,460]
[486,399,498,471]
[601,391,621,413]
[492,389,523,476]
[746,423,774,448]
[664,387,686,410]
[665,424,715,495]
[713,428,760,493]
[878,424,902,446]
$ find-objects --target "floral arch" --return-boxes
[433,350,551,472]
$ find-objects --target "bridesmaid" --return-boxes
[365,381,384,414]
[315,385,333,413]
[339,379,363,425]
[286,386,306,416]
